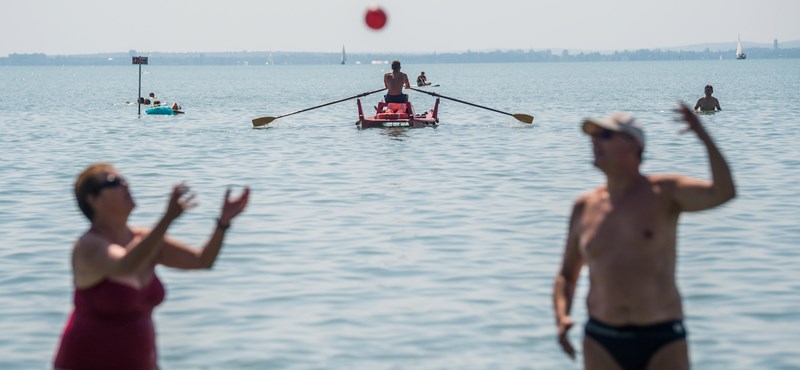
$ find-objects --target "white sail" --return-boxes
[736,35,746,59]
[341,45,346,65]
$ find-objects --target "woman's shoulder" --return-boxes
[75,226,148,250]
[75,231,107,250]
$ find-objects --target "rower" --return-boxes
[384,60,411,103]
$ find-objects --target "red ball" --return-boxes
[365,6,387,30]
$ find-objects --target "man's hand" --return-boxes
[557,315,576,360]
[676,102,710,140]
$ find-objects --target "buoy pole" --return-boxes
[132,56,148,116]
[137,62,142,116]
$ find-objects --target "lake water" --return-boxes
[1,60,799,369]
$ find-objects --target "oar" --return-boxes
[252,88,387,127]
[408,87,533,124]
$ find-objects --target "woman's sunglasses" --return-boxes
[92,175,127,194]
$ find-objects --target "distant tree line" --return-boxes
[2,47,800,66]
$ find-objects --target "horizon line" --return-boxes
[4,47,798,59]
[3,39,799,59]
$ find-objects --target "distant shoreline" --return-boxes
[3,47,800,66]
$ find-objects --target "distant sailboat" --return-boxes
[341,45,346,65]
[736,35,746,60]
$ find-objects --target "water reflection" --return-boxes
[378,127,410,140]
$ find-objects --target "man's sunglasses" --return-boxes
[92,175,127,194]
[593,129,616,140]
[593,129,634,142]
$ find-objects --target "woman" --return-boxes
[54,163,250,370]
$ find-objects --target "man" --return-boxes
[384,60,411,103]
[553,103,735,370]
[417,71,431,86]
[170,102,184,114]
[694,85,721,112]
[148,92,161,107]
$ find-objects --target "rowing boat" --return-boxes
[356,98,439,129]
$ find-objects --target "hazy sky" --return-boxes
[2,0,798,56]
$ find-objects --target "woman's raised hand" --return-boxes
[165,183,197,221]
[219,187,250,227]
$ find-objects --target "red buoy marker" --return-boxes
[365,6,387,30]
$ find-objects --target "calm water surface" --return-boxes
[1,61,799,369]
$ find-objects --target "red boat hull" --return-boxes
[356,98,439,129]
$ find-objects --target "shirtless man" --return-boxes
[417,71,431,86]
[553,103,735,370]
[694,85,721,112]
[383,60,411,103]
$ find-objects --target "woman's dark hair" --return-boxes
[74,163,112,220]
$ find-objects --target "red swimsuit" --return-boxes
[54,275,165,370]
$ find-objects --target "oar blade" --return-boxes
[513,114,534,124]
[252,116,276,127]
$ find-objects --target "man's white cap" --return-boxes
[582,112,645,147]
